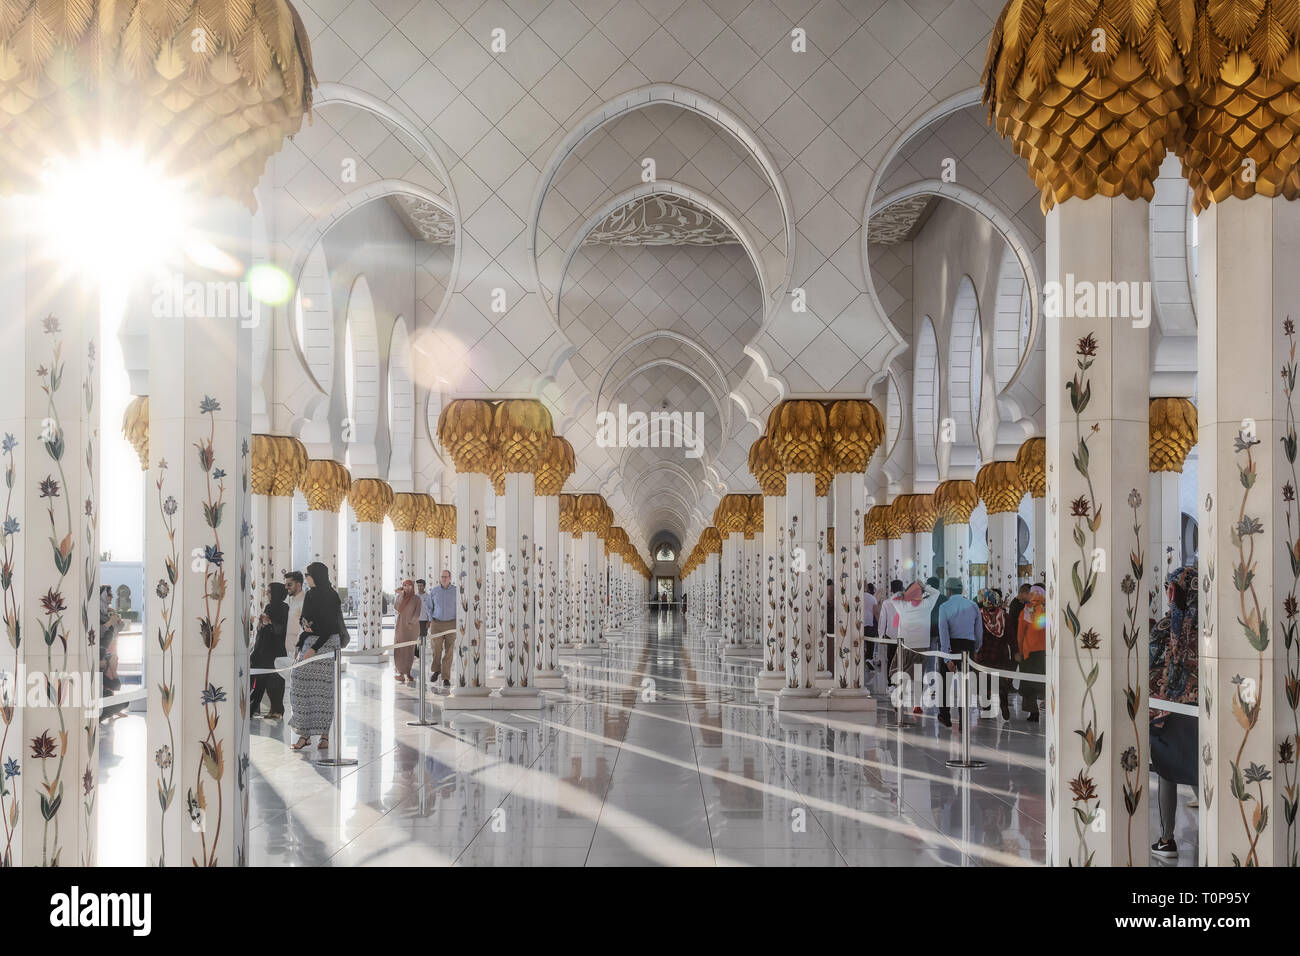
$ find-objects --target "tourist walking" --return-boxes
[427,569,458,687]
[393,578,419,683]
[290,562,343,751]
[250,581,289,718]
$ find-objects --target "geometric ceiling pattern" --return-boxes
[277,0,1009,552]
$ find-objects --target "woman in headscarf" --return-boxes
[291,562,343,751]
[1016,585,1048,721]
[98,585,127,720]
[974,588,1014,720]
[393,578,419,683]
[1150,565,1199,860]
[250,582,289,719]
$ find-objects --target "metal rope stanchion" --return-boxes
[317,645,357,768]
[945,650,986,770]
[408,631,437,727]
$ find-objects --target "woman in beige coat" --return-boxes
[393,578,420,683]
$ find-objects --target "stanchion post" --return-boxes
[945,650,986,770]
[408,634,437,727]
[318,649,358,767]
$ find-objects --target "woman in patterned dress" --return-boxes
[973,588,1015,720]
[1149,565,1199,860]
[290,561,343,752]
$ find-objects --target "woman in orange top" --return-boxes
[1016,585,1047,721]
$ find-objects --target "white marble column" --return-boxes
[830,472,868,706]
[496,470,540,705]
[1148,470,1181,619]
[781,472,820,705]
[447,472,489,704]
[1043,196,1151,867]
[579,531,603,650]
[1196,196,1300,866]
[744,525,761,649]
[0,222,100,866]
[1016,438,1047,588]
[721,529,744,655]
[267,437,305,588]
[606,550,623,638]
[700,540,720,642]
[557,495,576,648]
[145,199,257,866]
[905,496,937,582]
[978,462,1025,601]
[389,495,415,587]
[347,479,392,654]
[936,481,977,592]
[815,503,833,685]
[301,459,350,590]
[533,487,564,686]
[250,437,277,613]
[1147,399,1196,619]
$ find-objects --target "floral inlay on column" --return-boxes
[457,509,483,687]
[1119,488,1144,866]
[1,431,18,866]
[192,396,230,867]
[1282,317,1300,865]
[1227,416,1270,867]
[152,464,180,866]
[34,319,76,866]
[1062,333,1104,867]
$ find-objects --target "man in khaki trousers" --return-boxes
[427,569,458,688]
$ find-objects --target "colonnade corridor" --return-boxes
[94,609,1183,867]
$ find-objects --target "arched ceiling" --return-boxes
[541,104,782,548]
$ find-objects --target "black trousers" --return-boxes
[1020,650,1045,713]
[938,638,977,723]
[250,674,285,715]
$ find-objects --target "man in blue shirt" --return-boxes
[427,569,458,688]
[936,577,981,728]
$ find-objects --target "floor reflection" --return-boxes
[97,610,1195,866]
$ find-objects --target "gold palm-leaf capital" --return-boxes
[299,459,350,512]
[1015,436,1048,497]
[899,493,939,533]
[270,435,308,496]
[1149,397,1198,471]
[348,478,394,524]
[983,0,1191,211]
[748,435,787,496]
[714,494,750,534]
[826,399,884,473]
[534,433,575,496]
[123,395,150,472]
[388,492,424,532]
[0,0,317,205]
[768,400,827,475]
[492,399,553,474]
[934,479,980,524]
[438,399,496,475]
[976,460,1028,514]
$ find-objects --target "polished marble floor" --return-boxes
[98,611,1197,866]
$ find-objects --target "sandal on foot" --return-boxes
[317,736,329,750]
[291,736,310,750]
